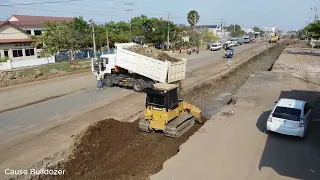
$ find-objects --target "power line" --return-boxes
[12,6,174,18]
[0,0,82,6]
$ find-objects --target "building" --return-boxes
[8,14,73,36]
[0,15,73,61]
[0,21,37,60]
[196,25,221,34]
[262,27,280,37]
[242,28,255,34]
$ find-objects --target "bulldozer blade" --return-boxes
[199,111,211,123]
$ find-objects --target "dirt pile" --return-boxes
[127,45,181,62]
[31,119,200,180]
[0,62,90,87]
[281,39,300,45]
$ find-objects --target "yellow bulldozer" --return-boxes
[139,83,207,138]
[269,33,279,43]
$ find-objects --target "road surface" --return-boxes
[0,41,268,142]
[151,71,320,180]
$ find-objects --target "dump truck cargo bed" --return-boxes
[115,44,186,83]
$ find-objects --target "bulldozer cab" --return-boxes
[144,83,180,111]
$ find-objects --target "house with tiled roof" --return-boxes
[8,14,73,36]
[0,15,73,61]
[0,21,37,60]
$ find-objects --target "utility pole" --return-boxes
[91,20,97,59]
[220,19,225,42]
[106,29,110,54]
[167,12,171,49]
[311,7,318,22]
[125,2,133,42]
[233,24,235,32]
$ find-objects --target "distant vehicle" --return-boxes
[230,41,239,47]
[223,41,232,49]
[236,37,244,45]
[269,33,279,43]
[230,38,240,46]
[266,98,313,138]
[210,43,222,51]
[155,43,163,49]
[243,37,250,43]
[224,48,234,58]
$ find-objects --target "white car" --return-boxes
[266,98,313,137]
[210,43,222,51]
[230,41,238,47]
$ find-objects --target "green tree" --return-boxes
[106,21,131,43]
[307,20,320,38]
[65,17,90,60]
[230,30,245,37]
[253,26,260,32]
[226,24,241,32]
[187,10,200,27]
[202,28,218,42]
[32,17,90,60]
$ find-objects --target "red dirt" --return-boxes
[35,119,200,180]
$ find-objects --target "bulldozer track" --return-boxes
[164,114,195,138]
[138,118,151,132]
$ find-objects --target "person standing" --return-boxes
[96,71,103,89]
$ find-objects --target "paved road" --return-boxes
[0,42,267,141]
[186,42,267,72]
[0,87,133,142]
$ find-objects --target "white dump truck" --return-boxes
[91,43,187,92]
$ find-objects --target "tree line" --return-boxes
[33,10,265,59]
[298,20,320,39]
[33,10,209,59]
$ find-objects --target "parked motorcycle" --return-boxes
[187,49,192,55]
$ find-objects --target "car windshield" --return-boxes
[147,94,165,106]
[244,38,249,40]
[272,106,301,121]
[212,45,218,47]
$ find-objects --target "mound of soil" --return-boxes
[127,45,181,62]
[0,64,90,87]
[38,119,200,180]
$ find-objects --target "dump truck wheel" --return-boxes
[105,76,114,87]
[133,79,145,92]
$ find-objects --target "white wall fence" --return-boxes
[0,56,55,70]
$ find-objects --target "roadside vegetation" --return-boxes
[298,20,320,48]
[31,10,221,59]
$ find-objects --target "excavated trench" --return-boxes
[24,44,287,180]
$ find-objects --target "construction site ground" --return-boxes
[1,40,279,180]
[152,42,320,180]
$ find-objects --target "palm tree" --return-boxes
[187,10,200,27]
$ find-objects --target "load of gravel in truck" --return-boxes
[126,45,181,62]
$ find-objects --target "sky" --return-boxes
[0,0,319,30]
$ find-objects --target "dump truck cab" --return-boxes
[139,83,206,138]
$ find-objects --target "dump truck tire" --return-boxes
[105,76,114,87]
[133,79,145,92]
